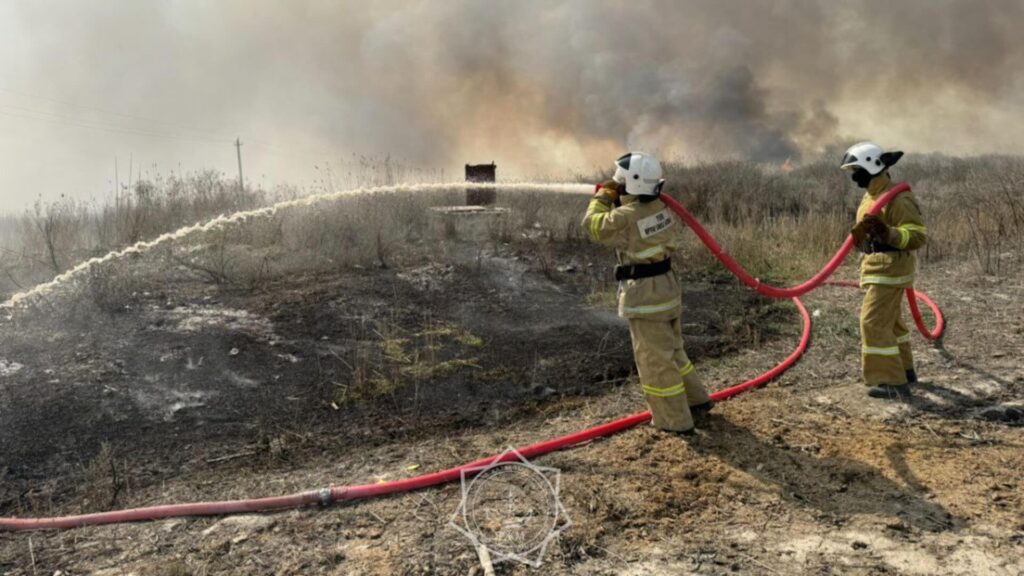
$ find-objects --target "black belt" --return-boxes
[615,258,672,281]
[861,241,904,254]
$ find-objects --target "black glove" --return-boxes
[861,215,889,242]
[850,219,870,244]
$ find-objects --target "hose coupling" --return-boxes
[318,488,333,507]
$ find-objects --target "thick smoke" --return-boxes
[1,0,1023,208]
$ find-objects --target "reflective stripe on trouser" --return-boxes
[628,316,694,431]
[672,318,710,407]
[860,284,913,386]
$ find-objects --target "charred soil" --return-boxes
[0,242,1021,575]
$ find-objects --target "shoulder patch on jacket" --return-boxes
[637,209,674,239]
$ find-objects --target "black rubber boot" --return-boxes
[906,369,918,384]
[691,400,714,414]
[690,401,715,422]
[867,384,912,401]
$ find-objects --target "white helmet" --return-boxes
[839,142,888,175]
[613,151,664,196]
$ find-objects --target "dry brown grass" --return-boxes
[2,154,1022,310]
[662,155,1024,280]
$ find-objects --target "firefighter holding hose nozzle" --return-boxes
[583,152,713,435]
[843,142,927,401]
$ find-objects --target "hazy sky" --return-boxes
[2,0,1023,212]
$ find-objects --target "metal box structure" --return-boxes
[465,162,496,206]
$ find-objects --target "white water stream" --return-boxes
[2,181,592,307]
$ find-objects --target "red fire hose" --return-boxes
[0,183,944,531]
[907,288,945,340]
[659,184,912,299]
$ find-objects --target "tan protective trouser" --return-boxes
[628,316,710,432]
[860,284,915,386]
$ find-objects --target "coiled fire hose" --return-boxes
[0,183,944,531]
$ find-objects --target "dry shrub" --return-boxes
[498,190,588,242]
[81,259,143,315]
[78,442,125,513]
[4,171,268,295]
[271,188,462,273]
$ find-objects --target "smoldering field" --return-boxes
[1,156,1023,575]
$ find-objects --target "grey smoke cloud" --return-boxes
[1,0,1022,210]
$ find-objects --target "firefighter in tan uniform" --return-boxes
[842,142,927,400]
[583,152,712,434]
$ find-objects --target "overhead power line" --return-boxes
[0,85,236,141]
[0,103,233,145]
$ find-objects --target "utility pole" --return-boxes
[235,137,244,192]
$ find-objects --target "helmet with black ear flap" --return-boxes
[880,151,904,169]
[612,152,665,196]
[840,142,887,175]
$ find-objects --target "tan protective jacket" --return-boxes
[582,186,687,320]
[855,173,928,288]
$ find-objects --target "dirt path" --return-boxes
[1,255,1021,575]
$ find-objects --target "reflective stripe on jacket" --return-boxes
[855,173,927,288]
[582,186,687,320]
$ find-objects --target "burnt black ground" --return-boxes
[4,241,1019,575]
[0,241,773,517]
